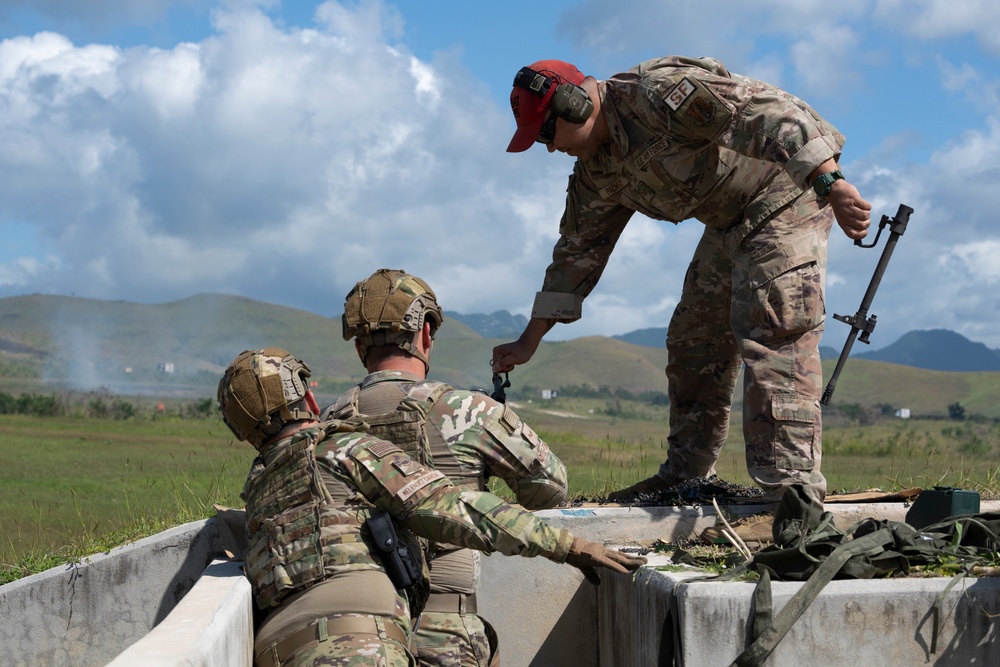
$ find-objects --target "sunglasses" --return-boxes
[536,112,558,145]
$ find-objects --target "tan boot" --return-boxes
[606,475,676,503]
[699,513,775,547]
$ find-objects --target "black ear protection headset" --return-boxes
[513,66,593,124]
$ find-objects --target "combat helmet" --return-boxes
[217,347,318,445]
[342,268,444,371]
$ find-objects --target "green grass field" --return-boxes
[2,402,998,582]
[506,397,1000,498]
[0,415,254,573]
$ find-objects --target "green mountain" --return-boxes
[0,293,359,393]
[445,310,527,340]
[853,329,1000,371]
[0,293,670,398]
[2,294,999,418]
[618,324,1000,375]
[613,327,667,348]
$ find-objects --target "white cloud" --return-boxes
[942,240,1000,284]
[0,1,572,321]
[821,111,1000,348]
[789,25,864,98]
[0,256,59,287]
[121,43,203,120]
[1,0,1000,352]
[555,0,872,101]
[875,0,1000,53]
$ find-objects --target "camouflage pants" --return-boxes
[266,614,414,667]
[412,612,495,667]
[660,191,832,506]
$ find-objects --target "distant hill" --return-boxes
[445,310,528,340]
[616,325,1000,374]
[2,295,1000,418]
[819,345,840,360]
[0,295,671,399]
[613,327,667,348]
[0,293,361,393]
[853,329,1000,371]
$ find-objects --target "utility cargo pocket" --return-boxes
[748,232,825,339]
[770,396,816,471]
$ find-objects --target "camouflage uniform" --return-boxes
[533,56,843,505]
[325,370,568,666]
[245,421,575,667]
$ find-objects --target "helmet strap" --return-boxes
[396,338,431,374]
[358,331,431,374]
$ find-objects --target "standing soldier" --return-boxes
[218,347,645,667]
[327,268,568,667]
[493,58,873,542]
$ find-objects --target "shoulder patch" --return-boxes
[366,440,403,459]
[392,457,425,477]
[500,405,521,433]
[664,77,697,111]
[686,96,718,126]
[397,469,446,503]
[663,76,731,138]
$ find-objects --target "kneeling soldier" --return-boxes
[330,268,570,667]
[218,347,646,667]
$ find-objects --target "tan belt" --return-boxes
[421,592,477,614]
[255,615,408,667]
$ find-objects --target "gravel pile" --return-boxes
[574,475,765,507]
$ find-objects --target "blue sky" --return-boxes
[1,0,1000,351]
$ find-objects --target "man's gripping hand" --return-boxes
[828,179,872,241]
[565,537,647,585]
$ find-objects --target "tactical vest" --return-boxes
[329,379,484,594]
[243,423,394,609]
[329,380,485,493]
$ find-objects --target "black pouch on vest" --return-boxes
[367,510,423,590]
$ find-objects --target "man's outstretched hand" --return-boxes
[565,537,647,585]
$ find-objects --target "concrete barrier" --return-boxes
[4,501,997,666]
[481,501,1000,666]
[0,519,227,667]
[106,559,253,667]
[598,553,1000,665]
[479,504,718,666]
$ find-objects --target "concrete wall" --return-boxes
[674,575,1000,666]
[480,501,1000,666]
[5,501,998,666]
[598,556,693,667]
[106,559,253,667]
[0,519,226,667]
[598,561,1000,666]
[478,504,719,666]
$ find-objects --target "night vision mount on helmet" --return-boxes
[217,347,319,444]
[342,268,444,371]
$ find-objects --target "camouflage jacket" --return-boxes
[328,370,569,596]
[534,55,846,321]
[243,421,387,610]
[244,422,574,608]
[334,370,568,508]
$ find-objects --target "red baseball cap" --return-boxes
[507,60,586,153]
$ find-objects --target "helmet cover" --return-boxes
[342,269,444,368]
[217,347,317,444]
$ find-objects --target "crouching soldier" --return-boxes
[218,347,646,667]
[329,268,570,667]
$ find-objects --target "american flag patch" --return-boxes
[367,441,402,459]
